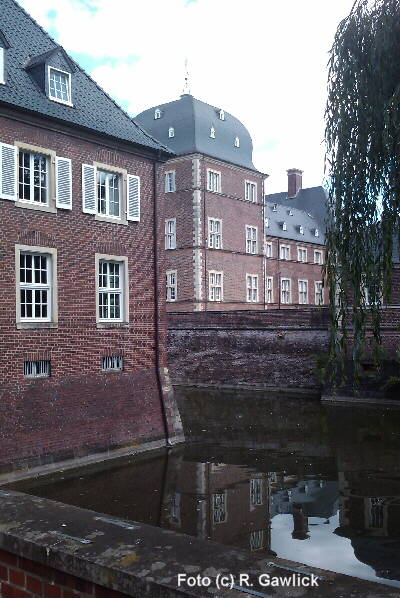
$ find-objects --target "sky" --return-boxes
[19,0,356,193]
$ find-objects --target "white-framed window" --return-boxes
[102,356,123,371]
[246,274,258,302]
[299,225,304,235]
[154,108,161,119]
[315,228,319,237]
[48,67,72,105]
[18,151,48,205]
[315,281,324,305]
[207,169,221,193]
[209,271,223,301]
[250,478,263,505]
[280,244,290,260]
[281,278,291,304]
[208,218,222,249]
[219,109,225,120]
[298,279,308,304]
[265,242,273,258]
[210,126,216,138]
[265,217,269,229]
[166,270,177,302]
[97,169,120,218]
[245,181,257,202]
[165,170,176,193]
[234,136,240,148]
[266,276,273,303]
[314,250,323,264]
[250,530,265,551]
[297,247,307,262]
[282,221,287,231]
[165,218,176,249]
[96,255,128,324]
[272,203,277,212]
[212,492,227,524]
[168,127,175,138]
[246,226,258,254]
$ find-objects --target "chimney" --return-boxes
[287,168,303,198]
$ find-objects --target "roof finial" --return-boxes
[182,58,191,95]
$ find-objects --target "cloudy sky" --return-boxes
[19,0,355,192]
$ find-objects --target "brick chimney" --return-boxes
[287,168,303,198]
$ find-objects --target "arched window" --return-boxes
[234,136,240,148]
[219,109,225,121]
[168,127,175,138]
[210,126,216,139]
[154,108,161,119]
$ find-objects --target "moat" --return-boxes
[8,387,400,590]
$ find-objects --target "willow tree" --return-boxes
[325,0,400,388]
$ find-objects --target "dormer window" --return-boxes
[219,109,225,121]
[299,225,304,235]
[265,218,269,228]
[48,67,71,105]
[272,204,277,212]
[234,136,240,148]
[154,108,161,119]
[168,127,175,138]
[282,221,287,231]
[315,228,319,237]
[288,209,293,216]
[210,126,216,139]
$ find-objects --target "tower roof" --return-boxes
[135,94,256,170]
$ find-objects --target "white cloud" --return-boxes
[20,0,355,191]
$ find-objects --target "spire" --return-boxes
[182,58,191,95]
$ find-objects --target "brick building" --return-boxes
[136,96,328,311]
[0,0,183,474]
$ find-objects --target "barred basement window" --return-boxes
[250,478,263,505]
[212,492,227,523]
[24,360,50,378]
[102,355,123,371]
[250,530,265,551]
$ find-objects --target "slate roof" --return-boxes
[0,0,172,156]
[265,186,327,244]
[135,94,257,171]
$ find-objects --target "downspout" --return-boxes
[202,156,207,311]
[278,238,281,310]
[153,154,170,446]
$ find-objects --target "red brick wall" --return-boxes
[0,114,168,470]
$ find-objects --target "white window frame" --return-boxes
[95,254,129,326]
[234,136,240,148]
[207,169,221,193]
[165,218,177,249]
[298,279,308,304]
[15,245,58,329]
[280,244,290,260]
[209,270,223,302]
[168,127,175,138]
[281,278,291,304]
[282,221,287,231]
[166,269,177,302]
[165,170,176,193]
[314,250,323,264]
[18,150,49,206]
[210,126,216,139]
[48,66,72,106]
[96,168,121,219]
[297,247,307,262]
[219,109,225,120]
[266,276,273,303]
[154,108,161,119]
[246,225,258,254]
[208,217,222,249]
[265,242,273,258]
[315,280,324,305]
[246,274,258,303]
[245,180,257,203]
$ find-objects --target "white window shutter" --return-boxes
[0,142,17,201]
[82,163,96,214]
[56,156,72,209]
[127,174,140,221]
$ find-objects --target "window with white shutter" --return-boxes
[127,174,140,221]
[0,142,17,201]
[56,157,72,209]
[82,163,96,214]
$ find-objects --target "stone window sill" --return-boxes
[95,214,128,226]
[17,322,58,330]
[15,201,57,214]
[96,322,129,329]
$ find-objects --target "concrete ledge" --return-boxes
[174,382,321,398]
[0,490,397,597]
[322,395,400,407]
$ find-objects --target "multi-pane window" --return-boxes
[98,260,123,321]
[208,218,222,249]
[315,281,324,305]
[209,271,223,301]
[165,171,176,193]
[212,492,227,523]
[280,244,290,260]
[245,181,257,202]
[97,170,120,217]
[166,270,177,302]
[298,279,308,304]
[19,252,51,320]
[207,169,221,193]
[250,530,265,551]
[246,275,258,302]
[18,151,48,204]
[165,218,176,249]
[281,278,291,304]
[246,226,258,254]
[297,247,307,262]
[314,250,323,264]
[48,67,71,104]
[266,276,273,303]
[250,478,263,505]
[265,242,273,258]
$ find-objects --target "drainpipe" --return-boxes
[278,238,281,310]
[153,155,170,446]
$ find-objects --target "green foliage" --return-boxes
[381,376,400,398]
[312,353,330,385]
[325,0,400,389]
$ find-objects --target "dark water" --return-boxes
[10,389,400,589]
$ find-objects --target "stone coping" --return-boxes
[0,490,398,598]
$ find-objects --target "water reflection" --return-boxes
[8,394,400,589]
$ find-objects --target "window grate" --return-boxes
[102,355,123,371]
[24,360,50,378]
